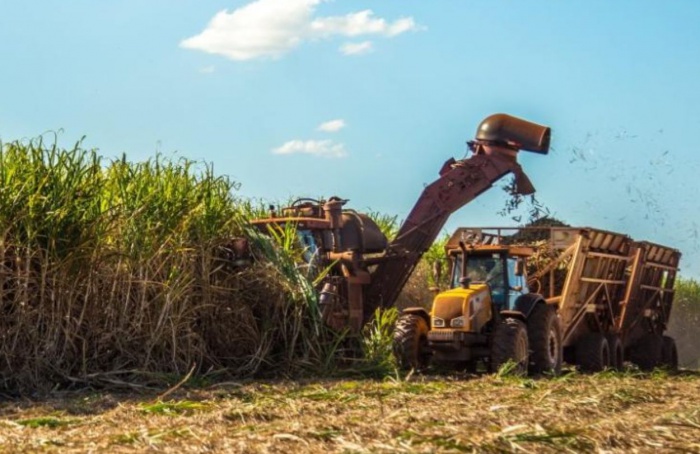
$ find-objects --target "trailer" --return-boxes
[426,226,682,372]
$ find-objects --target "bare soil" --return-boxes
[0,371,698,453]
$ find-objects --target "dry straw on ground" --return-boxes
[0,371,698,453]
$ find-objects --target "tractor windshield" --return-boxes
[452,253,528,309]
[452,254,506,288]
[452,253,508,306]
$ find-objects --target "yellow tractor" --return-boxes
[394,235,563,375]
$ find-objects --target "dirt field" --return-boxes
[0,370,698,453]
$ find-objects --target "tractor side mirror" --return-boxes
[459,276,471,289]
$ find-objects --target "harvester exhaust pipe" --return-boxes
[458,241,470,289]
[474,113,550,154]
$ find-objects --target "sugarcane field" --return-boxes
[2,2,700,453]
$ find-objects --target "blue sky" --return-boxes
[2,1,700,276]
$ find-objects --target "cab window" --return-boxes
[507,257,529,295]
[452,254,506,289]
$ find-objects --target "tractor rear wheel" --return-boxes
[606,334,624,371]
[576,333,610,372]
[627,333,663,371]
[527,304,562,375]
[490,318,529,375]
[661,335,678,371]
[393,314,430,370]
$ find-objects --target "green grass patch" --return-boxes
[17,416,77,429]
[112,428,193,446]
[493,427,595,451]
[309,427,344,441]
[139,400,213,415]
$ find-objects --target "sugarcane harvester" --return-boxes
[250,114,550,333]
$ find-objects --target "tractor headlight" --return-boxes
[433,317,445,328]
[450,316,466,328]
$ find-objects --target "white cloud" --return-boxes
[340,41,373,56]
[199,65,216,74]
[181,0,420,61]
[317,119,346,132]
[311,11,418,38]
[272,139,348,158]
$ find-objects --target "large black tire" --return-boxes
[393,314,430,370]
[661,335,679,371]
[527,304,563,375]
[627,333,663,371]
[575,333,610,372]
[490,318,529,375]
[606,333,624,371]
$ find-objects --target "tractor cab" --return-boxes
[449,246,531,311]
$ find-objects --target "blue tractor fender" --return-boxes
[512,293,549,319]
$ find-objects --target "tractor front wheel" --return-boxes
[490,318,529,375]
[393,314,430,370]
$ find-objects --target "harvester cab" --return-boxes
[250,196,390,332]
[252,197,388,260]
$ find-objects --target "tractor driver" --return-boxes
[485,259,507,308]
